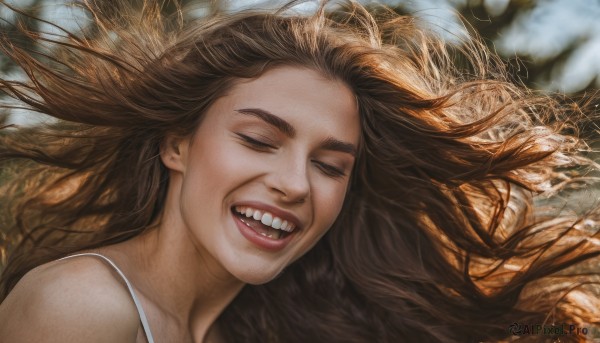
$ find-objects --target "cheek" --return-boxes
[312,182,348,231]
[184,139,248,197]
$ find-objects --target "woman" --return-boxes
[0,0,598,342]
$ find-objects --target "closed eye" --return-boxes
[236,133,276,150]
[237,132,346,178]
[313,160,346,178]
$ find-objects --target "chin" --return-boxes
[228,262,287,285]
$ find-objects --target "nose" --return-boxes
[266,157,310,204]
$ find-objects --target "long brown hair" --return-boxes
[1,1,599,341]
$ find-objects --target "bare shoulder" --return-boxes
[0,255,140,343]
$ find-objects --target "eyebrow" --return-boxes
[235,108,296,137]
[320,137,357,157]
[235,108,357,157]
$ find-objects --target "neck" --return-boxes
[106,210,245,342]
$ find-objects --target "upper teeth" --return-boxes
[235,206,296,232]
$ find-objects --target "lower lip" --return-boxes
[233,212,295,251]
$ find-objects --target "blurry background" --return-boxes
[2,0,600,92]
[0,0,599,126]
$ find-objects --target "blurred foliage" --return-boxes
[0,0,598,151]
[0,0,597,93]
[0,0,45,75]
[457,0,598,94]
[457,0,539,86]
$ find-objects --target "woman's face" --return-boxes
[164,66,360,284]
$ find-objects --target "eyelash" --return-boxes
[236,133,346,178]
[313,161,346,178]
[236,133,275,150]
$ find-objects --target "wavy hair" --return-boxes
[1,0,599,341]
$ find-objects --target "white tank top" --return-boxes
[58,253,155,343]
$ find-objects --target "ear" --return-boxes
[160,135,188,172]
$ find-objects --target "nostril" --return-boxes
[265,163,310,201]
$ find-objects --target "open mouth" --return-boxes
[231,206,295,240]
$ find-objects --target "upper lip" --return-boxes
[231,201,303,231]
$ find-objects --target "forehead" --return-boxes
[223,66,360,142]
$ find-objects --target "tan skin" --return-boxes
[0,66,361,342]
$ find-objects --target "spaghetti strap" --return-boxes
[58,253,155,343]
